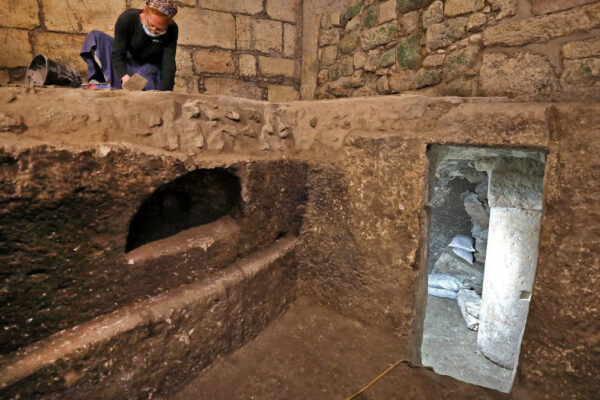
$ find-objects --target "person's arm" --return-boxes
[111,13,132,83]
[160,25,178,91]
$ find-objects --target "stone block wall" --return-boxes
[0,0,301,101]
[314,0,600,99]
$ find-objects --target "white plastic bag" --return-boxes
[448,235,476,252]
[427,274,463,301]
[452,247,474,264]
[428,287,458,299]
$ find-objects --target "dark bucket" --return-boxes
[25,54,82,88]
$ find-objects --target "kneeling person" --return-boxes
[80,0,178,91]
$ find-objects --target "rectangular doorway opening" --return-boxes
[421,145,546,393]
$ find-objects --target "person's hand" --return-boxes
[121,74,131,85]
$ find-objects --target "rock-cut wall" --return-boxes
[311,0,600,100]
[0,0,302,101]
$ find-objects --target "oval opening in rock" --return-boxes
[125,168,241,252]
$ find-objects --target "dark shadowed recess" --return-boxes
[126,169,242,252]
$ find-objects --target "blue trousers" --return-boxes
[80,30,162,90]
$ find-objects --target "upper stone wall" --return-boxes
[312,0,600,100]
[0,0,302,101]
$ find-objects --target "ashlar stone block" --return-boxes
[267,85,300,101]
[239,54,257,77]
[562,38,600,59]
[2,0,40,29]
[202,77,263,99]
[177,8,235,49]
[266,0,301,23]
[483,2,600,47]
[236,15,252,50]
[175,48,194,77]
[259,57,296,78]
[479,52,559,97]
[199,0,263,14]
[531,0,596,15]
[561,58,600,91]
[284,24,297,58]
[0,29,33,68]
[42,0,126,33]
[253,19,283,54]
[193,49,235,74]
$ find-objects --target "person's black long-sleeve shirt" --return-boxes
[111,9,178,91]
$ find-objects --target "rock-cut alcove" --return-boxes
[125,168,242,252]
[422,145,546,393]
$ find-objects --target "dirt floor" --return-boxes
[169,297,507,400]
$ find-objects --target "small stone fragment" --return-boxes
[225,109,241,121]
[148,115,163,128]
[309,117,318,128]
[469,33,482,44]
